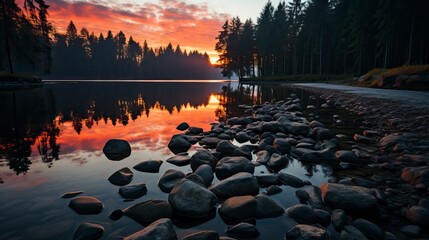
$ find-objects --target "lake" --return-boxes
[0,81,358,240]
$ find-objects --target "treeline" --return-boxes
[50,21,219,79]
[215,0,429,78]
[1,1,220,79]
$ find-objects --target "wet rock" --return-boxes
[61,191,84,199]
[69,196,103,215]
[401,166,429,186]
[273,138,291,154]
[255,150,270,163]
[194,164,214,186]
[176,122,190,131]
[119,183,147,199]
[419,198,429,208]
[210,172,259,198]
[266,186,282,195]
[182,230,219,240]
[332,209,348,230]
[108,210,124,221]
[169,179,217,218]
[302,185,325,209]
[124,199,173,225]
[378,134,405,149]
[108,167,133,186]
[123,218,177,240]
[235,132,252,143]
[400,225,421,238]
[256,175,278,187]
[286,224,326,240]
[215,156,255,180]
[158,169,185,193]
[166,155,191,166]
[320,183,377,216]
[187,127,204,135]
[341,225,368,240]
[190,150,218,171]
[335,150,359,163]
[295,189,310,203]
[226,223,259,239]
[278,172,308,188]
[168,135,192,154]
[216,140,238,156]
[133,160,163,173]
[73,222,104,240]
[102,139,131,161]
[219,195,257,221]
[184,173,206,187]
[309,120,324,128]
[261,121,282,133]
[201,137,221,148]
[314,209,331,227]
[267,153,288,170]
[406,206,429,226]
[352,218,383,240]
[284,122,310,136]
[255,194,284,218]
[353,134,374,143]
[232,146,252,160]
[286,204,317,224]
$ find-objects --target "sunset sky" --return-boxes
[35,0,284,63]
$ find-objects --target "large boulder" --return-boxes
[273,138,291,154]
[158,169,185,193]
[124,199,173,226]
[219,195,257,221]
[255,150,270,163]
[123,218,177,240]
[102,139,131,161]
[215,156,255,180]
[286,224,326,240]
[119,183,147,199]
[168,179,218,218]
[320,183,377,216]
[108,167,133,186]
[401,166,429,187]
[194,164,214,186]
[69,196,103,215]
[209,172,259,199]
[190,150,218,171]
[168,135,192,154]
[235,132,252,143]
[216,140,238,156]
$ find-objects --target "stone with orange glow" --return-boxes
[69,196,103,215]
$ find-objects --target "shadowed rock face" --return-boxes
[103,139,131,161]
[68,196,103,215]
[123,218,177,240]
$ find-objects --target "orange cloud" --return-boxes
[43,0,228,62]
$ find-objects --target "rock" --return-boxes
[256,175,278,187]
[216,140,238,156]
[194,164,214,186]
[401,166,429,186]
[266,186,282,195]
[400,225,421,238]
[284,122,310,136]
[201,137,221,148]
[123,218,177,240]
[168,179,217,218]
[102,139,131,161]
[74,222,104,240]
[273,138,291,154]
[232,146,252,160]
[255,150,270,163]
[352,218,383,240]
[215,156,255,180]
[384,232,399,240]
[320,183,377,216]
[332,209,348,230]
[108,167,133,186]
[108,210,123,221]
[335,150,359,163]
[295,189,310,203]
[69,196,103,215]
[210,172,259,198]
[119,183,147,199]
[219,195,257,221]
[303,185,325,209]
[166,155,191,166]
[133,160,163,173]
[378,134,405,149]
[124,199,173,225]
[255,194,284,218]
[278,172,307,188]
[158,169,185,193]
[286,204,317,224]
[235,132,252,143]
[267,153,288,170]
[168,135,192,154]
[61,191,84,199]
[314,209,331,227]
[226,223,259,239]
[406,206,429,226]
[286,224,326,240]
[177,122,190,131]
[182,230,219,240]
[419,198,429,208]
[341,225,368,240]
[190,150,218,171]
[261,121,282,133]
[184,173,206,187]
[187,127,204,135]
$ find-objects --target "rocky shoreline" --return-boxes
[67,85,429,240]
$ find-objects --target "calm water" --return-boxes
[0,81,358,240]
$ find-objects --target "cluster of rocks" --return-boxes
[64,87,429,239]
